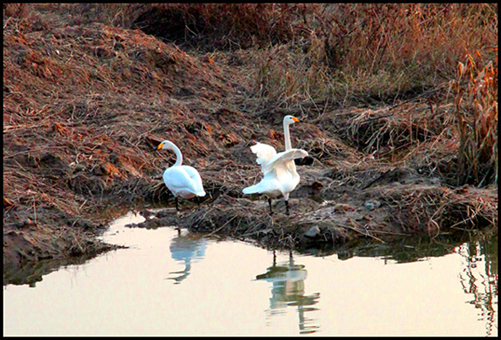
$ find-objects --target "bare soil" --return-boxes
[3,4,497,285]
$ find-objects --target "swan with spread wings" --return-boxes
[243,115,308,215]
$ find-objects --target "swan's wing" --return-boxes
[163,166,206,197]
[250,142,277,173]
[242,174,282,198]
[263,148,308,173]
[181,165,206,196]
[163,167,193,194]
[243,149,306,198]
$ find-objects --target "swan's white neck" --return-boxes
[169,144,183,167]
[284,122,292,150]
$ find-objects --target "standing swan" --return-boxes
[243,115,308,215]
[157,140,206,211]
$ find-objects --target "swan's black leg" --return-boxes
[285,200,290,215]
[196,196,200,206]
[175,196,180,212]
[268,197,274,215]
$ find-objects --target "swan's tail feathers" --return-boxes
[250,143,277,173]
[242,181,271,195]
[242,185,259,195]
[263,149,308,173]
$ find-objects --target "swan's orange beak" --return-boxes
[157,143,164,150]
[292,117,300,122]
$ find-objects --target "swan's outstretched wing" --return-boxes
[242,154,303,198]
[250,142,277,173]
[263,148,308,173]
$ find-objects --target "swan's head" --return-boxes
[283,115,300,125]
[157,140,176,150]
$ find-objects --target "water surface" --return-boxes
[3,211,497,336]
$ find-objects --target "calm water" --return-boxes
[3,211,498,336]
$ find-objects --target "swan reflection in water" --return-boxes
[255,250,320,334]
[167,229,207,284]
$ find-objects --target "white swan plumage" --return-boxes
[157,140,206,211]
[243,115,308,215]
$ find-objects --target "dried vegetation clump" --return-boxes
[3,4,497,273]
[451,52,498,186]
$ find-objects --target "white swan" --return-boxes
[157,140,206,211]
[243,115,308,215]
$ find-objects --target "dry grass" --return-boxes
[381,184,498,236]
[128,4,498,105]
[317,4,497,101]
[6,3,496,105]
[451,51,498,186]
[4,3,497,195]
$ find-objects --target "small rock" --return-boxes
[304,225,320,238]
[364,199,381,210]
[141,209,155,220]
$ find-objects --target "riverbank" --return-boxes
[3,4,497,281]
